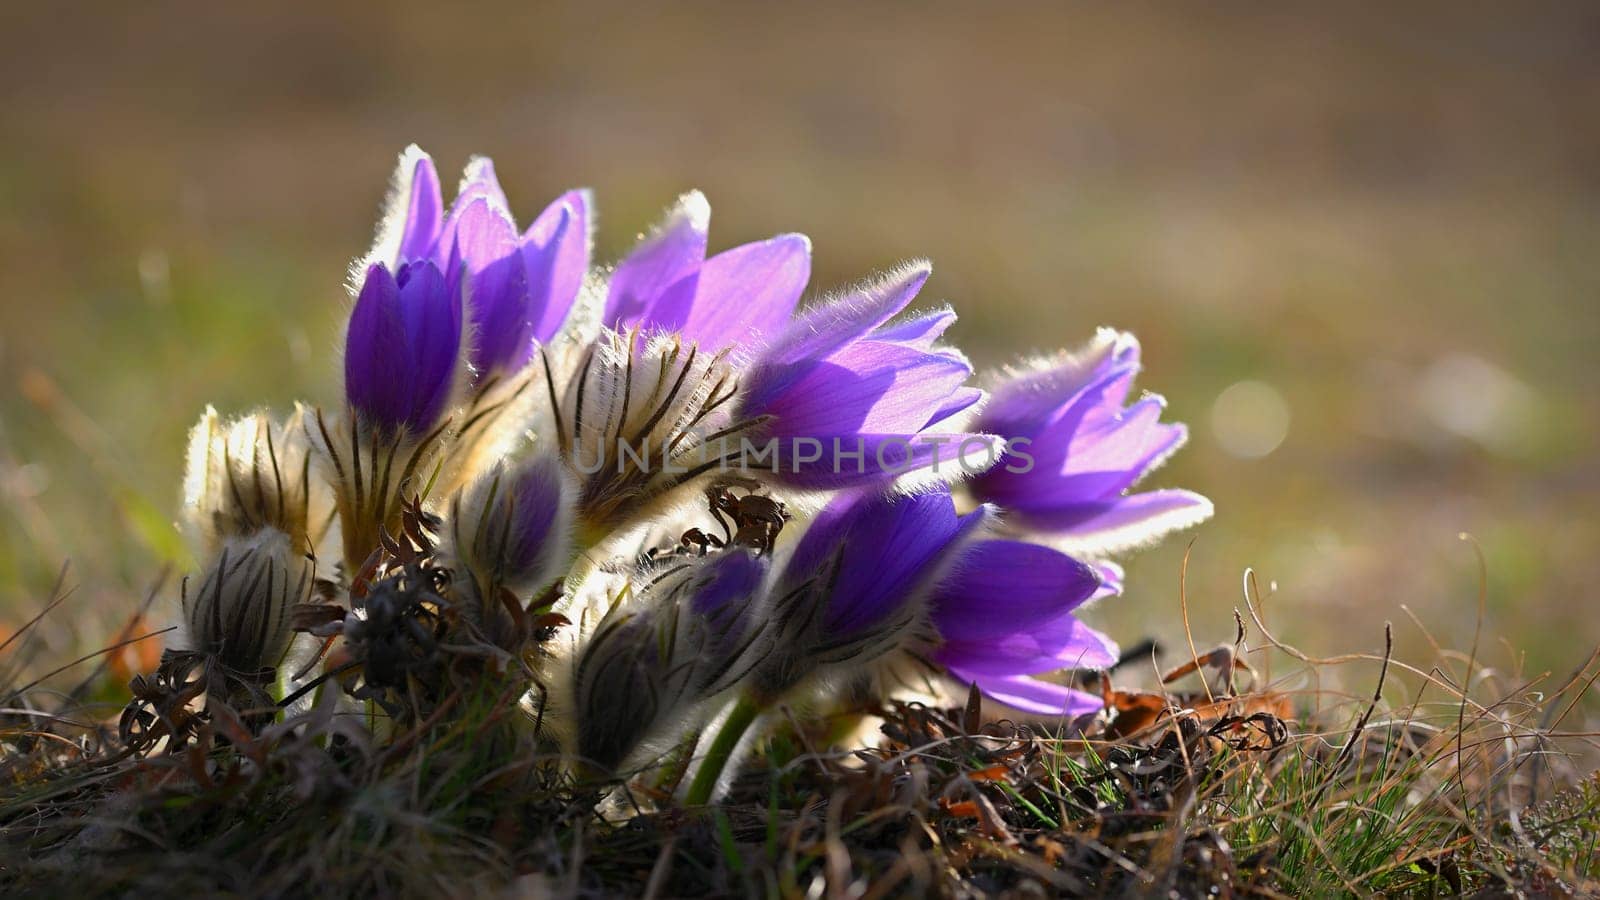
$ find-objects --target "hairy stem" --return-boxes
[684,695,761,806]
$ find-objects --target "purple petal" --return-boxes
[345,265,411,430]
[757,341,974,439]
[470,268,534,376]
[1053,396,1185,490]
[444,195,518,274]
[935,612,1119,676]
[396,150,443,264]
[946,669,1105,718]
[756,262,929,372]
[973,383,1184,509]
[1092,560,1125,600]
[780,490,985,639]
[873,307,957,350]
[448,157,511,220]
[925,387,984,429]
[931,540,1103,641]
[446,198,531,375]
[1007,488,1215,548]
[655,233,810,349]
[976,357,1138,448]
[395,261,463,433]
[936,607,1113,671]
[604,191,709,329]
[524,190,591,343]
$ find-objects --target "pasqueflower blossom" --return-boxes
[752,489,986,700]
[687,488,1110,803]
[965,328,1212,554]
[344,259,465,439]
[324,258,467,571]
[332,147,590,568]
[368,146,589,379]
[753,488,1108,708]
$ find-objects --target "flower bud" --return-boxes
[344,259,465,441]
[444,452,576,643]
[182,528,310,674]
[571,549,768,772]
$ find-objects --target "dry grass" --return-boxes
[2,554,1595,898]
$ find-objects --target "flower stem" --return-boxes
[685,696,761,806]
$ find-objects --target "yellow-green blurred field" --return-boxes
[2,4,1597,686]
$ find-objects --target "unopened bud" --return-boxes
[183,528,310,674]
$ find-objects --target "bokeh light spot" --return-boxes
[1210,380,1290,459]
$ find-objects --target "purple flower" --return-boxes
[759,488,1112,718]
[604,191,811,350]
[344,260,464,438]
[755,489,986,699]
[734,263,996,489]
[929,540,1114,718]
[967,328,1212,554]
[373,146,590,379]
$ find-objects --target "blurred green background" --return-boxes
[2,4,1597,686]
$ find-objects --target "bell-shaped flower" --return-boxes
[320,257,468,571]
[603,191,810,351]
[734,263,997,490]
[966,328,1212,555]
[343,259,466,440]
[571,549,769,772]
[368,146,590,380]
[752,489,987,702]
[756,488,1114,714]
[687,488,1112,803]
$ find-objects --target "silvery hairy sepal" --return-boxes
[571,549,768,773]
[182,528,311,675]
[542,328,766,543]
[183,404,331,559]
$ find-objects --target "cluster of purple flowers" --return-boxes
[178,145,1210,798]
